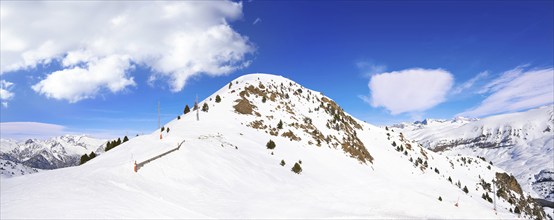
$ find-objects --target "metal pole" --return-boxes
[196,95,199,121]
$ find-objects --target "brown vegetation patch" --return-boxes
[282,130,301,141]
[234,98,255,115]
[249,120,267,130]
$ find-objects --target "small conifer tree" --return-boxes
[292,162,302,174]
[277,120,283,129]
[280,160,286,166]
[184,105,190,114]
[463,186,469,194]
[177,115,181,120]
[438,196,442,201]
[89,151,96,159]
[202,103,209,112]
[167,127,170,133]
[215,95,221,103]
[80,154,90,165]
[105,141,113,151]
[262,96,267,103]
[123,136,129,143]
[266,140,276,150]
[161,127,165,132]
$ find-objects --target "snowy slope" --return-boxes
[392,106,554,203]
[0,159,41,178]
[0,74,546,219]
[0,135,107,170]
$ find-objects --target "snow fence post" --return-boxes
[134,161,137,172]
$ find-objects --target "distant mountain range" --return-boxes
[391,105,554,205]
[0,135,106,171]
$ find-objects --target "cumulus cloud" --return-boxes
[458,67,554,117]
[364,68,454,115]
[1,1,254,101]
[32,55,135,103]
[0,80,15,108]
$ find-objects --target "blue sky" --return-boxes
[1,1,553,139]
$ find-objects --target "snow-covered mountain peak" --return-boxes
[1,74,547,219]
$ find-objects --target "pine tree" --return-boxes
[277,120,283,129]
[177,115,181,120]
[262,96,267,103]
[116,138,121,146]
[463,186,469,194]
[229,82,232,89]
[184,105,190,114]
[266,140,276,149]
[280,160,286,166]
[514,206,520,214]
[123,136,129,143]
[105,141,112,151]
[202,103,209,112]
[161,127,165,132]
[291,162,302,174]
[215,95,221,103]
[167,127,170,133]
[89,151,96,159]
[438,196,442,201]
[80,154,90,165]
[448,176,452,183]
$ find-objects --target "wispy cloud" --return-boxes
[1,1,254,102]
[451,71,488,95]
[362,68,454,115]
[0,122,69,140]
[253,17,262,25]
[356,61,386,78]
[458,66,554,117]
[0,121,138,140]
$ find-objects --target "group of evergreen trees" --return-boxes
[80,151,96,165]
[105,136,129,152]
[80,135,130,165]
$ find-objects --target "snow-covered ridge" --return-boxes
[0,73,547,219]
[0,134,106,170]
[393,105,554,204]
[0,159,40,178]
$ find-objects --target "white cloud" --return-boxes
[1,1,254,101]
[364,68,454,115]
[32,55,135,103]
[452,71,488,94]
[0,80,15,108]
[458,67,554,117]
[253,17,262,25]
[0,122,68,140]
